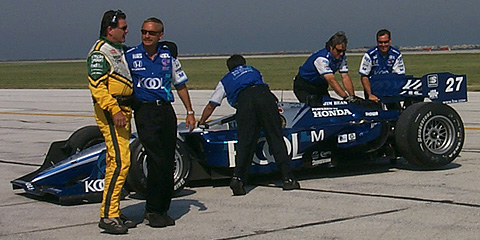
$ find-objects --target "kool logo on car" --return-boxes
[225,129,326,167]
[85,179,104,193]
[250,129,325,166]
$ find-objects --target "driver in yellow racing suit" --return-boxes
[87,10,135,234]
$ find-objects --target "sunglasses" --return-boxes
[141,29,161,35]
[377,40,390,44]
[334,47,346,54]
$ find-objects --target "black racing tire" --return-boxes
[63,125,104,156]
[127,138,191,197]
[395,102,464,167]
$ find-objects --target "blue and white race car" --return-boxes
[11,72,467,204]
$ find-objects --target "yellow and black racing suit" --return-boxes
[87,36,133,219]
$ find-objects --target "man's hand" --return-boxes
[113,111,127,127]
[344,95,362,104]
[368,94,379,102]
[185,114,196,132]
[197,121,208,129]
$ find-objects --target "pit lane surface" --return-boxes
[1,89,479,239]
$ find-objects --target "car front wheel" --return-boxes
[64,125,104,156]
[127,138,191,197]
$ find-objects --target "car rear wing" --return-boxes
[370,73,467,104]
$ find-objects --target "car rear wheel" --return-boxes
[395,102,464,167]
[127,138,191,197]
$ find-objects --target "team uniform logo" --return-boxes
[137,77,164,90]
[133,60,142,68]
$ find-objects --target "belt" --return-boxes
[140,99,170,106]
[92,95,133,106]
[245,84,267,91]
[113,95,133,106]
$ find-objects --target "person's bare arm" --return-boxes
[176,84,196,132]
[199,102,218,126]
[341,73,355,96]
[324,73,349,98]
[360,75,379,102]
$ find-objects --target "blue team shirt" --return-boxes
[125,43,188,102]
[359,46,405,76]
[209,65,267,108]
[298,48,348,85]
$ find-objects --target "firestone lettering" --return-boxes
[417,111,432,142]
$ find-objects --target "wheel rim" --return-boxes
[173,149,183,184]
[140,147,183,184]
[141,148,147,178]
[422,115,456,154]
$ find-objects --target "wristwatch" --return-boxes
[187,110,195,115]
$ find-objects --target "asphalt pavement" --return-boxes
[0,89,479,240]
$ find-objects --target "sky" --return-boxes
[1,0,479,61]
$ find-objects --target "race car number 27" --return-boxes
[445,76,464,93]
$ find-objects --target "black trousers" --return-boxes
[234,85,293,181]
[134,101,176,214]
[293,74,329,103]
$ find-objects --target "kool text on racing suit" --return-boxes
[208,65,295,182]
[125,41,187,216]
[87,36,133,219]
[294,48,349,102]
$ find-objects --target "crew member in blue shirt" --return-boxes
[294,32,356,104]
[125,17,195,228]
[198,54,300,196]
[359,29,405,102]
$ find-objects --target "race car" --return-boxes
[11,72,467,204]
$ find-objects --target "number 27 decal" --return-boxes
[445,76,464,93]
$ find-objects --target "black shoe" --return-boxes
[162,213,175,226]
[283,178,300,190]
[98,217,128,234]
[144,212,168,228]
[120,214,137,228]
[230,177,246,196]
